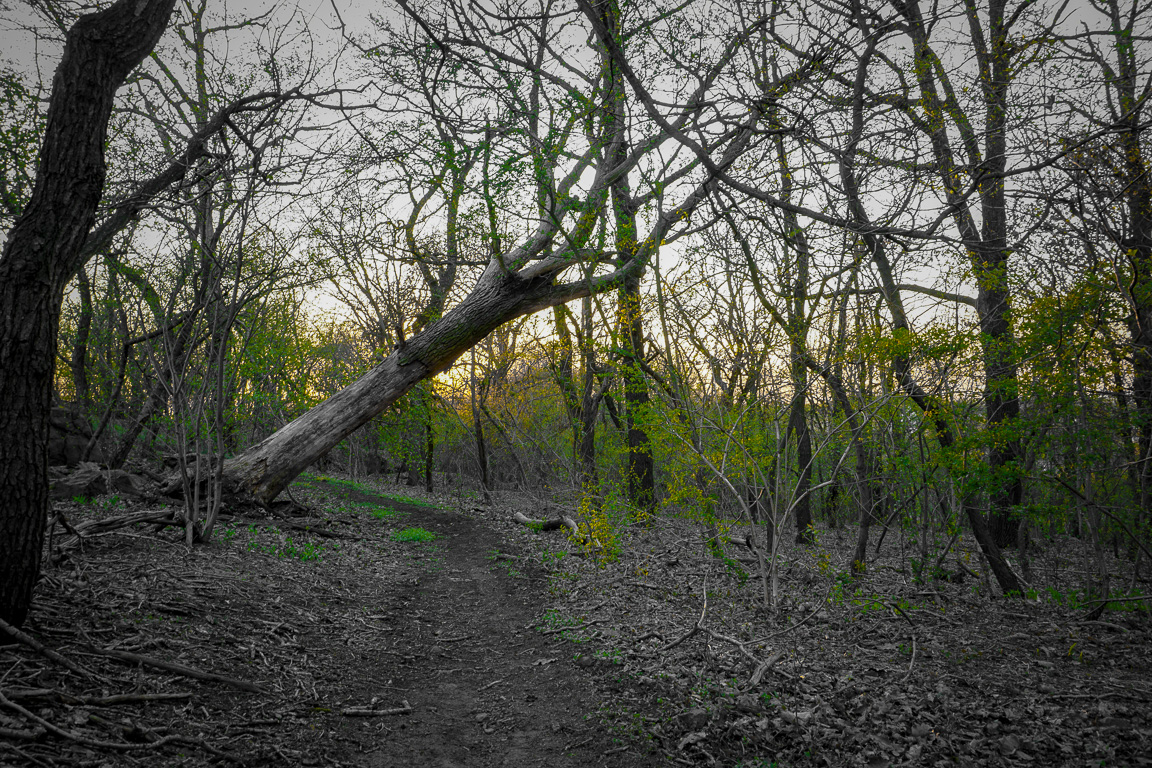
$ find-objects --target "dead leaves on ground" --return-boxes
[491,509,1152,766]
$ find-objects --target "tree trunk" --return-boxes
[898,0,1023,548]
[612,188,654,516]
[424,410,434,494]
[578,356,600,494]
[470,349,491,503]
[618,269,655,516]
[835,26,1021,595]
[601,0,654,518]
[0,281,55,631]
[1111,16,1152,566]
[976,0,1023,548]
[789,349,813,543]
[0,0,176,630]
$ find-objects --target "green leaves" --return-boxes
[0,66,43,220]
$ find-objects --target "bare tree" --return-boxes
[220,0,802,505]
[1048,0,1152,569]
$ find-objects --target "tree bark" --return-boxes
[618,268,655,516]
[470,349,491,503]
[897,0,1024,547]
[974,0,1023,548]
[0,0,176,630]
[1107,0,1152,566]
[788,372,814,542]
[776,130,814,544]
[577,321,602,495]
[424,407,435,494]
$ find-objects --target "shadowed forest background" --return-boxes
[0,0,1150,763]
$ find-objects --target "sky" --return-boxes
[1,0,1131,343]
[0,0,376,84]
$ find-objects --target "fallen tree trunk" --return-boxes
[512,510,580,537]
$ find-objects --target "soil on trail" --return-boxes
[328,486,652,767]
[0,478,662,768]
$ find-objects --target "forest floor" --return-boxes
[1,473,1151,767]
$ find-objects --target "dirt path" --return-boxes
[1,479,666,768]
[322,487,658,768]
[9,476,1148,767]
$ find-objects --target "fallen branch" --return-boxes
[56,509,183,552]
[626,581,673,592]
[744,649,786,690]
[2,688,56,700]
[633,631,663,643]
[341,700,412,717]
[0,690,238,761]
[0,742,52,768]
[2,688,192,706]
[1083,594,1150,605]
[659,619,700,653]
[81,692,194,706]
[660,574,709,653]
[274,518,360,540]
[901,635,918,682]
[0,617,103,681]
[955,556,981,581]
[889,602,917,628]
[707,629,763,667]
[89,648,268,694]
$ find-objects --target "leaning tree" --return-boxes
[219,0,803,506]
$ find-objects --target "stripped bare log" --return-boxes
[341,700,413,717]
